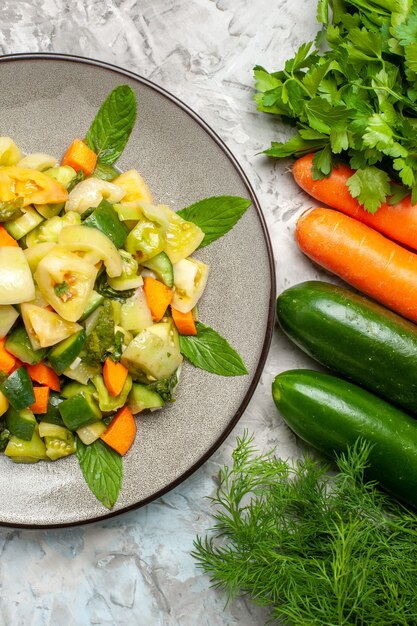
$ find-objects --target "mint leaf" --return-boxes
[347,167,391,213]
[179,322,247,376]
[76,438,123,509]
[86,85,136,165]
[177,196,251,248]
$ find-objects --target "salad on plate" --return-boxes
[0,86,250,508]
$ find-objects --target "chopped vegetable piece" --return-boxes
[59,392,102,431]
[0,306,19,338]
[83,300,115,367]
[143,276,173,322]
[6,406,36,441]
[0,166,68,206]
[6,326,47,365]
[30,386,50,414]
[0,199,24,222]
[103,357,128,397]
[92,373,132,412]
[58,225,123,277]
[27,362,60,391]
[113,170,153,203]
[0,224,19,247]
[61,138,98,176]
[0,338,17,374]
[41,392,65,426]
[128,383,164,414]
[0,390,9,417]
[21,303,83,349]
[47,328,86,375]
[0,367,35,410]
[0,247,35,305]
[84,199,129,248]
[171,257,209,314]
[171,307,197,336]
[5,426,47,462]
[141,251,174,287]
[4,207,44,240]
[76,420,107,445]
[100,405,136,456]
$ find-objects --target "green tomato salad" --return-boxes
[0,86,250,508]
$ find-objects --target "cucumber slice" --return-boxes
[44,431,76,461]
[5,426,47,462]
[141,252,174,287]
[61,381,96,399]
[128,383,164,414]
[41,392,65,426]
[6,406,36,441]
[79,291,104,322]
[0,367,35,410]
[76,420,107,445]
[0,247,35,305]
[0,305,19,337]
[59,392,102,431]
[6,326,48,365]
[48,329,86,375]
[38,421,69,439]
[33,203,64,220]
[4,207,44,239]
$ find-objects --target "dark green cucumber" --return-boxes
[6,407,36,441]
[79,290,104,322]
[58,392,102,431]
[41,392,65,426]
[84,199,128,247]
[272,369,417,508]
[277,280,417,416]
[141,252,174,287]
[128,383,164,413]
[48,329,86,375]
[6,326,47,365]
[0,367,35,410]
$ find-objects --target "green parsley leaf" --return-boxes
[263,134,328,158]
[312,145,333,179]
[347,167,391,213]
[177,196,251,248]
[86,85,137,165]
[363,113,393,150]
[54,281,70,298]
[76,437,123,509]
[395,6,417,45]
[179,322,247,376]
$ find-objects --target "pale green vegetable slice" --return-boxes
[24,242,57,273]
[0,137,23,166]
[120,288,153,332]
[35,249,98,322]
[0,247,35,304]
[160,204,204,264]
[0,305,19,337]
[17,153,57,171]
[58,225,123,277]
[21,303,82,349]
[171,257,210,313]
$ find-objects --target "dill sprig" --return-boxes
[193,434,417,625]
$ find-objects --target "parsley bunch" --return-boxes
[255,0,417,212]
[193,434,417,625]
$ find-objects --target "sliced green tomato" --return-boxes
[161,204,204,264]
[33,203,64,220]
[17,153,57,171]
[141,252,174,287]
[0,137,23,166]
[63,360,100,385]
[4,207,44,240]
[0,247,35,305]
[125,219,166,263]
[58,225,123,277]
[24,242,57,272]
[113,170,153,203]
[35,249,98,322]
[171,257,210,313]
[120,288,153,332]
[21,303,82,349]
[121,319,183,382]
[108,275,143,291]
[76,420,107,445]
[25,211,81,247]
[0,305,19,337]
[5,426,47,463]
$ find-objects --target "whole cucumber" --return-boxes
[272,369,417,508]
[277,280,417,415]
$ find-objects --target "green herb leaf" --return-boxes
[54,281,70,299]
[263,133,328,158]
[347,167,391,213]
[86,85,137,165]
[147,371,178,403]
[177,196,251,248]
[76,437,123,509]
[312,145,332,178]
[95,272,135,302]
[179,322,247,376]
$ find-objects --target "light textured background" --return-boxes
[0,1,325,624]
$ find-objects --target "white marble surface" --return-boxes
[0,1,326,624]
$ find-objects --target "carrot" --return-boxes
[100,406,136,456]
[0,225,19,247]
[30,386,50,414]
[296,207,417,323]
[171,306,197,335]
[103,357,128,397]
[143,276,173,322]
[26,362,60,391]
[61,138,97,176]
[0,338,16,374]
[293,153,417,252]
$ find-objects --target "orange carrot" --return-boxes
[0,225,19,247]
[30,386,50,414]
[171,306,197,335]
[296,207,417,323]
[143,276,173,322]
[0,338,16,374]
[9,358,23,374]
[101,406,136,456]
[103,358,128,397]
[61,139,97,176]
[293,153,417,252]
[27,362,60,392]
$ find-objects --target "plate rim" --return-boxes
[0,52,276,529]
